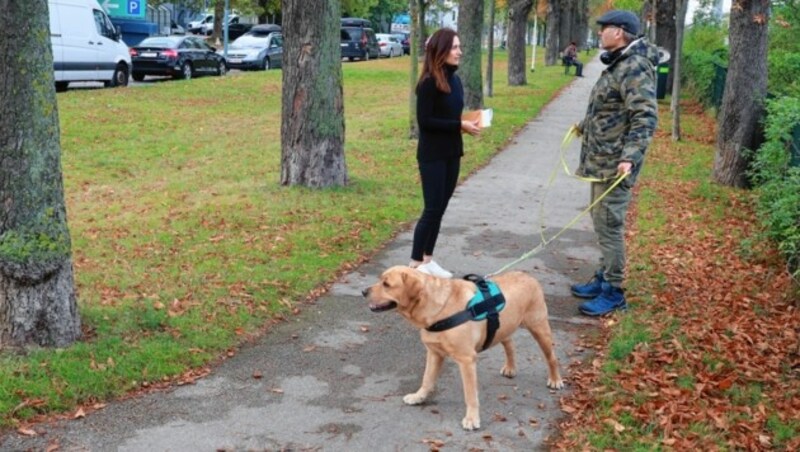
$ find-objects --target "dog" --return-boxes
[361,266,564,430]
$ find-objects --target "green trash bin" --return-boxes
[790,124,800,168]
[656,63,669,99]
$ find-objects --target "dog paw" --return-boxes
[500,365,517,378]
[547,378,565,389]
[461,415,481,430]
[403,392,427,405]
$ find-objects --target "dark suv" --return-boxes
[340,18,380,61]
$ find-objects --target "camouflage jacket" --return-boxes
[577,38,659,186]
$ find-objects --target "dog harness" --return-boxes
[425,274,506,351]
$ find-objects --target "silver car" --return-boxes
[376,33,403,58]
[219,24,283,71]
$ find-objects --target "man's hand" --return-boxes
[617,161,633,175]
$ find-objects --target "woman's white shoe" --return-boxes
[416,260,453,278]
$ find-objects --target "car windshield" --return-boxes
[231,35,268,48]
[138,37,179,48]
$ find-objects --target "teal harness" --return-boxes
[426,274,506,351]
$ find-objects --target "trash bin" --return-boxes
[656,63,669,99]
[790,124,800,168]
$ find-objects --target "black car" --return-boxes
[340,18,380,61]
[130,36,227,81]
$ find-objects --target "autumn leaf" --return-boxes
[17,427,37,436]
[74,407,86,419]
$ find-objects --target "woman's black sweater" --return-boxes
[416,64,464,162]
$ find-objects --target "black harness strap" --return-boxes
[425,274,504,351]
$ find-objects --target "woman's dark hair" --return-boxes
[417,28,458,94]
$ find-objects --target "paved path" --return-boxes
[2,58,603,452]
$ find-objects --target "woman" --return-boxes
[410,28,481,278]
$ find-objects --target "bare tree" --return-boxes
[507,0,534,86]
[485,0,496,97]
[656,0,677,88]
[409,0,420,138]
[671,0,689,141]
[457,0,485,109]
[0,0,81,348]
[280,0,348,187]
[544,0,560,65]
[712,0,770,187]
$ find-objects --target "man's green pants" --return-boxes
[590,180,632,287]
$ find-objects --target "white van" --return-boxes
[48,0,132,91]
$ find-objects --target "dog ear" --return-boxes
[403,271,424,308]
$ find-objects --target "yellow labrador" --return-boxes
[362,266,563,430]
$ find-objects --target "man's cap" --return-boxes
[596,10,640,35]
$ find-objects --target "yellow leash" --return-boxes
[485,126,628,277]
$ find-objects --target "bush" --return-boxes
[768,52,800,98]
[750,96,800,278]
[681,25,727,107]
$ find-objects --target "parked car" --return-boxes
[48,0,131,92]
[340,17,379,61]
[220,24,282,70]
[393,32,410,55]
[129,36,227,81]
[201,16,251,39]
[187,13,213,33]
[161,20,185,36]
[187,13,239,34]
[376,33,403,58]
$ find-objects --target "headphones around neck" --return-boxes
[600,48,624,65]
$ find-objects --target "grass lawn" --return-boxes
[0,49,582,428]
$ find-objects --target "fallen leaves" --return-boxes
[553,101,800,450]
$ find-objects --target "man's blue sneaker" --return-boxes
[579,283,627,316]
[570,269,605,299]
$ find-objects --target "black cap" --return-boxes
[596,10,640,36]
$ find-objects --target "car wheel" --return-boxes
[132,73,145,82]
[216,60,227,76]
[176,62,193,80]
[55,81,69,92]
[106,63,129,87]
[262,56,270,70]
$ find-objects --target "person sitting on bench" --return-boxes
[562,41,583,77]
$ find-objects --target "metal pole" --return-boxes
[223,0,229,57]
[530,14,537,72]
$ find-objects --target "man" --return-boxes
[571,10,659,316]
[562,41,583,77]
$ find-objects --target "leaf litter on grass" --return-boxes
[554,101,800,450]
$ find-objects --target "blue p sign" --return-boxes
[128,1,140,15]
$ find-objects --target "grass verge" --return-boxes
[555,101,800,450]
[0,49,582,428]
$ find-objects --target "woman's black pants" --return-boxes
[411,157,460,261]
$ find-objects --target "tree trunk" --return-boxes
[280,0,347,187]
[671,0,689,140]
[712,0,770,188]
[507,0,533,86]
[457,0,484,110]
[656,0,677,88]
[213,0,224,41]
[0,0,80,348]
[485,0,495,97]
[418,0,428,55]
[409,0,420,139]
[544,0,560,65]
